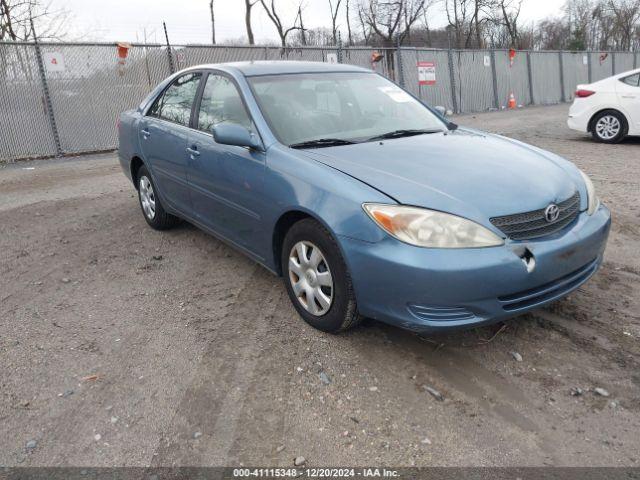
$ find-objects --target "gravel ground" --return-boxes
[1,104,639,467]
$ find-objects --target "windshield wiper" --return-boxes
[366,129,443,141]
[289,138,357,149]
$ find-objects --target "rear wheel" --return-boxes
[136,165,180,230]
[282,219,361,333]
[591,110,627,143]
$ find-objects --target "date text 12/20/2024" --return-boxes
[232,468,400,478]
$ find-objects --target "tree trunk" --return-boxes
[298,7,307,45]
[245,0,254,44]
[209,0,216,44]
[345,0,353,45]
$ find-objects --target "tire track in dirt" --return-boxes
[151,266,283,465]
[368,325,563,464]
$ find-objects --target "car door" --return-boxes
[186,72,267,257]
[616,73,640,133]
[139,71,202,214]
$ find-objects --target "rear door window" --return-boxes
[148,72,202,126]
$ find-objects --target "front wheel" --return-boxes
[591,110,627,143]
[282,219,361,333]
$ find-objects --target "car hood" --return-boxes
[298,128,585,229]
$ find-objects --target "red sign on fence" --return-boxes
[417,61,436,86]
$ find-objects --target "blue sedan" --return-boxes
[118,61,611,333]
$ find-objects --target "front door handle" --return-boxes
[141,128,150,139]
[186,146,200,157]
[621,95,636,99]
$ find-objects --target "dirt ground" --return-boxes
[1,104,639,468]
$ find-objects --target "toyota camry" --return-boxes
[118,61,611,333]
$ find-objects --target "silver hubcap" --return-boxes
[596,115,620,140]
[288,241,333,316]
[139,176,156,220]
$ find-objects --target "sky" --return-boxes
[49,0,565,45]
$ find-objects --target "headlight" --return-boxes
[579,169,599,215]
[363,203,504,248]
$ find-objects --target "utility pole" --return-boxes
[30,17,62,157]
[163,21,175,74]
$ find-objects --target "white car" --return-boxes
[568,68,640,143]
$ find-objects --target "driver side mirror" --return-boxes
[212,124,262,151]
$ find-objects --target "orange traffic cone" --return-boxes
[508,92,516,109]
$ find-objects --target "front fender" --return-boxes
[261,145,394,270]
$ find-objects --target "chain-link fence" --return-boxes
[1,40,638,162]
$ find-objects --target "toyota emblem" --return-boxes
[544,204,560,223]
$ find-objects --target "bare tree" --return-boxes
[260,0,306,47]
[244,0,259,44]
[345,0,354,44]
[328,0,342,44]
[443,0,489,48]
[356,2,372,42]
[404,0,435,42]
[1,0,68,41]
[564,0,595,49]
[420,4,433,45]
[209,0,216,44]
[496,0,523,48]
[297,5,307,44]
[360,0,427,47]
[608,0,640,50]
[292,26,333,45]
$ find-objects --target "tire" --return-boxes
[136,165,180,230]
[281,218,361,333]
[590,110,627,144]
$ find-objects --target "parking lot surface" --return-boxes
[1,104,639,467]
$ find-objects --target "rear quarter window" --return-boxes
[148,72,202,126]
[620,73,640,87]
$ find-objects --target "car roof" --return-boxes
[194,61,372,77]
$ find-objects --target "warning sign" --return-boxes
[43,52,65,72]
[326,53,338,64]
[417,61,435,86]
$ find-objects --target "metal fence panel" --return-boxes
[40,44,171,154]
[591,52,613,81]
[269,46,339,63]
[530,51,562,105]
[398,48,454,111]
[0,43,58,160]
[615,52,635,74]
[453,50,494,113]
[562,52,589,101]
[176,45,267,68]
[2,41,639,163]
[495,49,530,107]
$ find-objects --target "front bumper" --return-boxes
[340,205,611,332]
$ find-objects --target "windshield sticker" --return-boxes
[378,86,412,103]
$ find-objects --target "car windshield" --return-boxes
[248,72,447,146]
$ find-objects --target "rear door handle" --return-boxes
[141,128,150,139]
[621,95,636,99]
[186,146,200,157]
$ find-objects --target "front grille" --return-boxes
[490,192,581,240]
[498,258,598,312]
